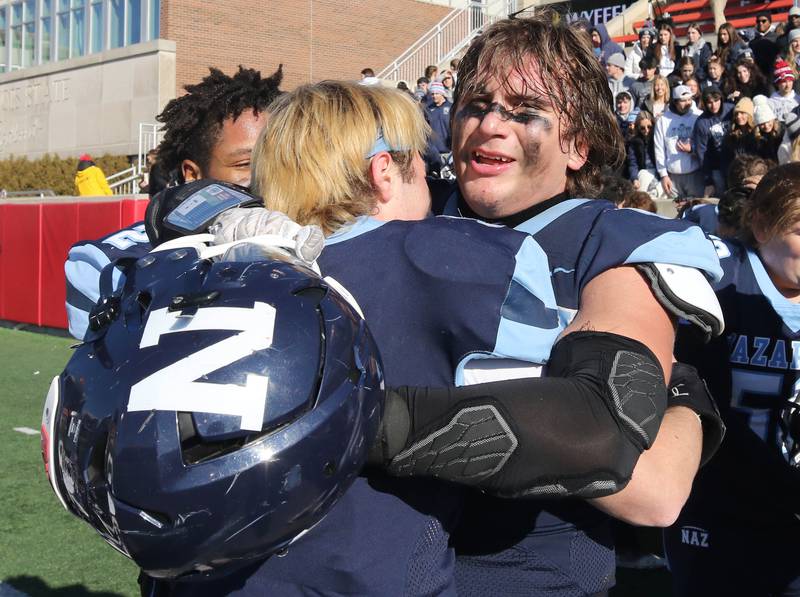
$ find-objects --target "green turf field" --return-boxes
[0,325,671,597]
[0,327,139,597]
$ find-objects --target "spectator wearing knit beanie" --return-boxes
[786,28,800,80]
[753,94,783,161]
[770,58,800,121]
[425,80,452,153]
[722,96,758,166]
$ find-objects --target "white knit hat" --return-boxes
[754,102,777,125]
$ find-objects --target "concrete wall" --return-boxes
[161,0,451,92]
[0,40,176,160]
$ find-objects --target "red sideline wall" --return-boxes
[0,196,148,330]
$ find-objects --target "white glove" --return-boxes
[210,207,325,264]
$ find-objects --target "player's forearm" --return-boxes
[589,405,702,526]
[368,331,670,499]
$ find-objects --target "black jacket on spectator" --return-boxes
[731,77,769,101]
[626,134,657,181]
[750,30,780,80]
[693,102,733,185]
[753,121,785,161]
[721,129,759,168]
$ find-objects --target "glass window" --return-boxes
[126,0,140,44]
[57,9,68,59]
[10,2,22,68]
[23,21,34,65]
[41,17,52,62]
[0,6,7,72]
[148,0,158,40]
[91,0,102,52]
[41,0,53,62]
[11,24,21,68]
[71,0,85,56]
[22,0,34,66]
[110,0,123,48]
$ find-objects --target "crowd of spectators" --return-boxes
[361,59,460,176]
[356,6,800,200]
[601,6,800,207]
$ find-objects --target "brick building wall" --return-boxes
[161,0,451,92]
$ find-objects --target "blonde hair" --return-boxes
[651,75,669,102]
[789,44,800,80]
[792,134,800,162]
[251,81,430,234]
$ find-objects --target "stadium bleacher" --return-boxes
[613,0,795,44]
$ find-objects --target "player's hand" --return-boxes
[210,207,325,264]
[703,185,716,198]
[667,363,725,466]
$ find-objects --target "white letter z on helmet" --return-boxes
[41,239,383,579]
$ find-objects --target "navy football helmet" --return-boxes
[42,238,383,578]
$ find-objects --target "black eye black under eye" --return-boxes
[510,112,536,124]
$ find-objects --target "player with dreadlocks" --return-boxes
[64,64,323,342]
[155,64,284,188]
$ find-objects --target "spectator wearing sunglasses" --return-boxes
[750,11,781,80]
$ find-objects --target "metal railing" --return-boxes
[106,165,138,194]
[378,0,515,83]
[107,122,163,194]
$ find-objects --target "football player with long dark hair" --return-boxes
[138,77,723,595]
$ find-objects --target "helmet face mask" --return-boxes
[43,243,383,579]
[781,392,800,468]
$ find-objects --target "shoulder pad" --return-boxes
[637,263,724,341]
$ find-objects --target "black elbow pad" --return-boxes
[546,331,667,453]
[377,331,667,499]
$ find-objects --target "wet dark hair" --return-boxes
[453,8,624,198]
[726,154,774,189]
[156,65,284,183]
[597,168,634,204]
[717,184,751,239]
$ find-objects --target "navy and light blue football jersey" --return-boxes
[162,212,719,596]
[687,239,800,442]
[64,222,151,339]
[665,239,800,596]
[162,215,560,596]
[438,188,723,596]
[682,203,719,236]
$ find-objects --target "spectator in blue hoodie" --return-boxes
[693,85,733,197]
[425,80,452,153]
[590,23,623,66]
